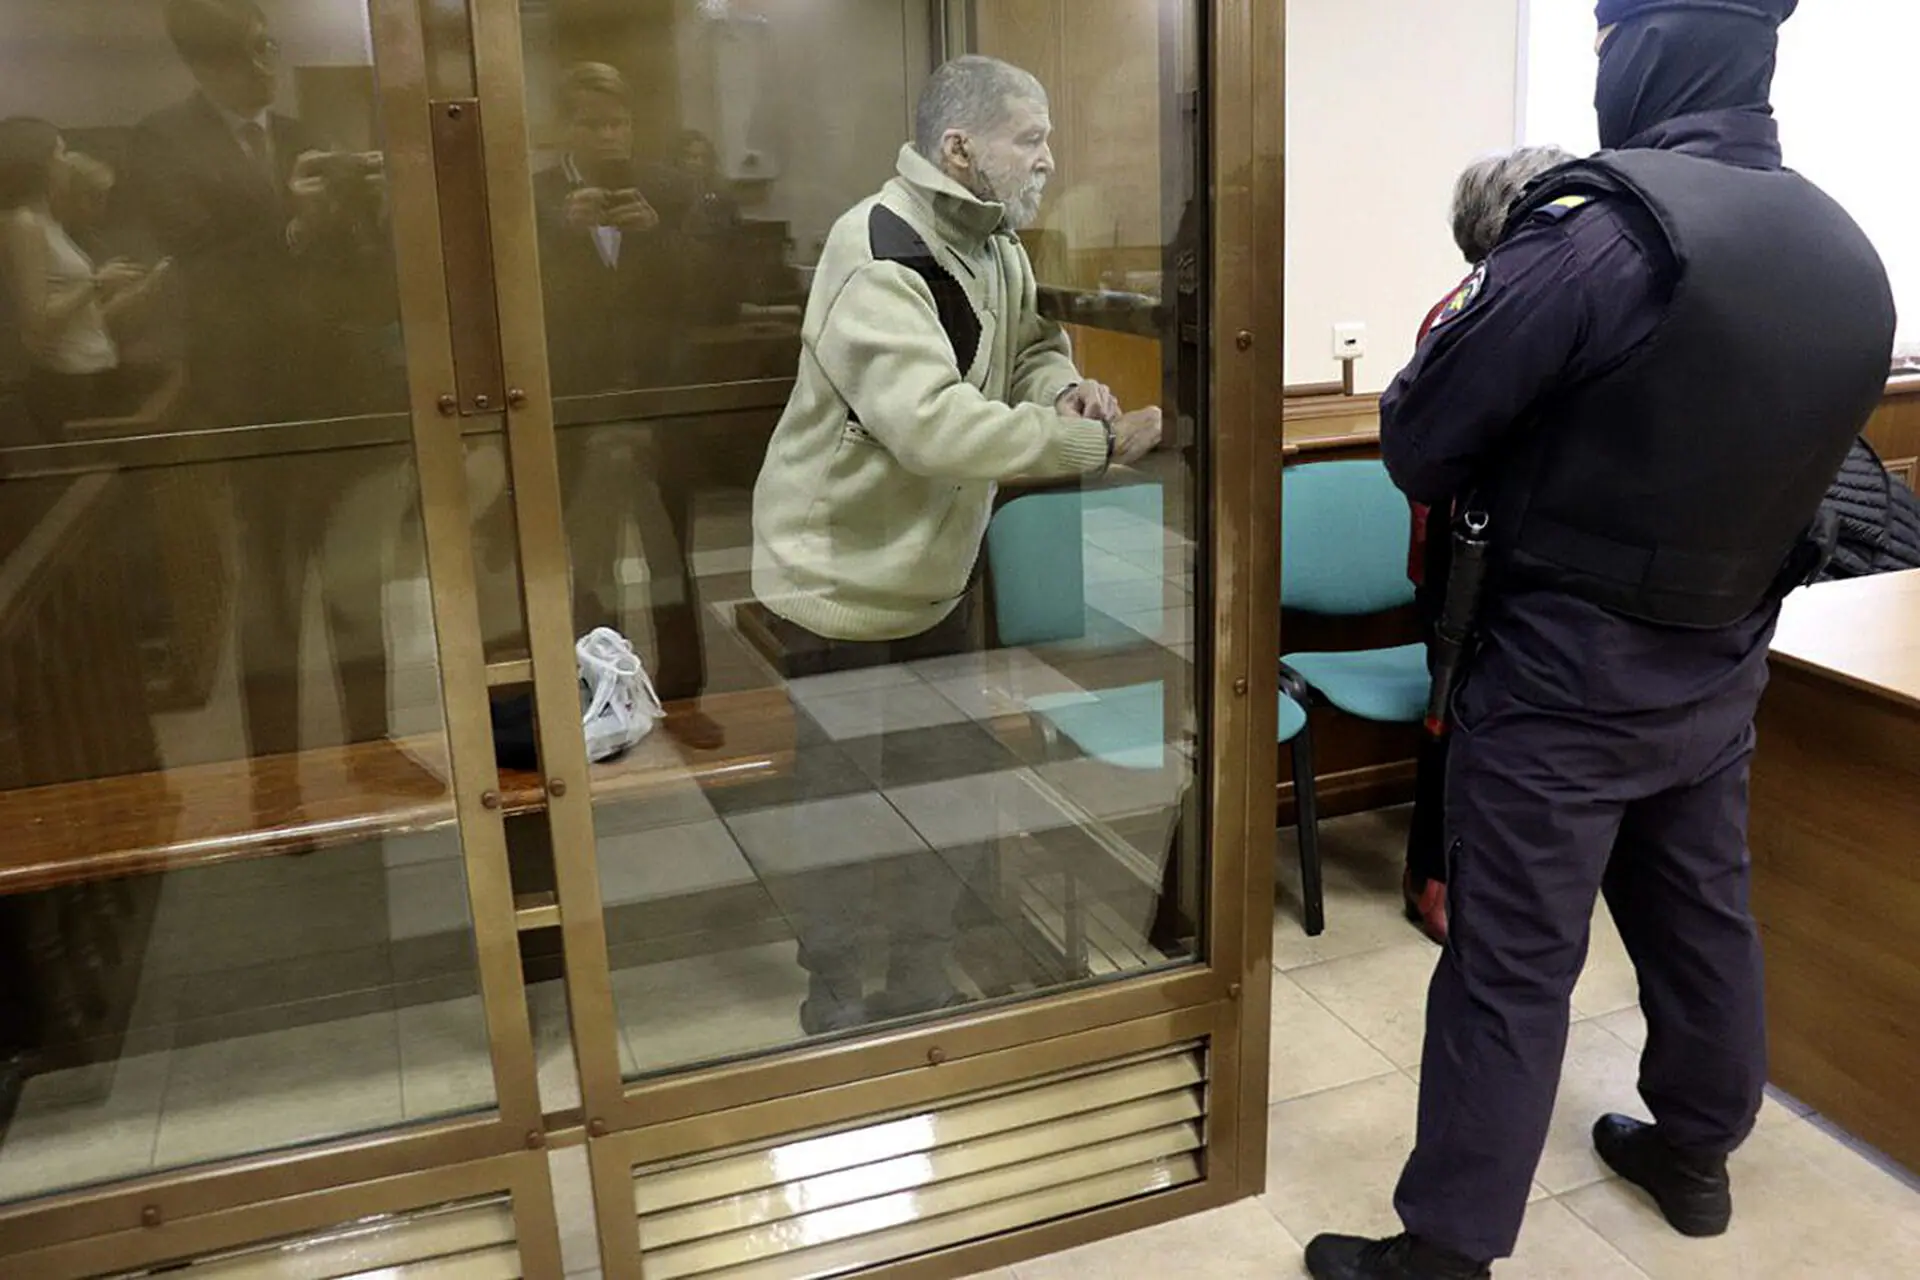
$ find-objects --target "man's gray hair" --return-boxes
[914,56,1046,160]
[1450,145,1576,263]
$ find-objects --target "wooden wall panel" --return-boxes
[1063,325,1161,415]
[977,0,1164,288]
[1865,378,1920,489]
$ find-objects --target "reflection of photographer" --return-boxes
[123,0,400,776]
[0,119,170,438]
[533,62,684,395]
[290,149,386,250]
[125,0,396,427]
[534,63,721,750]
[670,130,746,326]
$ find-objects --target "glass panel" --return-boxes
[516,0,1203,1082]
[0,1,501,1203]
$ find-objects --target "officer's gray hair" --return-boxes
[913,56,1046,161]
[1450,145,1577,263]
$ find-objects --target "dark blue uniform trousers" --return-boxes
[1393,657,1770,1262]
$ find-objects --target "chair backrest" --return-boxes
[987,482,1164,647]
[986,488,1090,647]
[1281,459,1416,615]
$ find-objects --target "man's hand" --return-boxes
[1109,406,1163,466]
[564,186,611,230]
[605,189,660,231]
[93,258,148,297]
[287,150,333,242]
[1057,379,1121,423]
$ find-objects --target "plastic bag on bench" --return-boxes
[490,627,663,770]
[577,626,663,762]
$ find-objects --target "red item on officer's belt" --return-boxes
[1405,276,1473,589]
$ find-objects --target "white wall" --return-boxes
[1285,0,1522,393]
[1525,0,1920,354]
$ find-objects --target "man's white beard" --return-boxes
[980,161,1046,230]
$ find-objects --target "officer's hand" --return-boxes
[1057,380,1121,423]
[1109,406,1163,465]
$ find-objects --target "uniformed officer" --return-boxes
[1304,3,1896,1277]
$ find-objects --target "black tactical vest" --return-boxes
[1490,148,1895,628]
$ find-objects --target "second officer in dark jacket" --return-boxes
[1305,2,1895,1277]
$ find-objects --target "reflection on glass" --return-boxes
[129,0,405,431]
[532,61,762,399]
[0,0,493,1205]
[521,0,1205,1082]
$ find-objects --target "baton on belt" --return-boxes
[1423,507,1492,740]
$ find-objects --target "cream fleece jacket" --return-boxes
[751,145,1110,642]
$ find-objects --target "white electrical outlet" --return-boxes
[1332,322,1367,361]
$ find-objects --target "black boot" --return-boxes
[1304,1232,1490,1279]
[1592,1113,1732,1237]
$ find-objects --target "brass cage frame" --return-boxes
[0,0,1283,1274]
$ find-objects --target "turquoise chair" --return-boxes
[1280,459,1432,935]
[986,484,1318,955]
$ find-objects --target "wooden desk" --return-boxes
[1751,569,1920,1174]
[1282,395,1381,464]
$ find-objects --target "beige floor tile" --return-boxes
[528,979,638,1114]
[396,995,499,1120]
[1586,1006,1801,1135]
[1537,1021,1649,1194]
[597,818,757,906]
[1287,942,1437,1068]
[155,1011,402,1167]
[1562,1116,1920,1279]
[614,941,809,1077]
[1264,1073,1420,1243]
[0,1053,169,1203]
[1789,1117,1920,1216]
[1591,1005,1647,1050]
[550,1146,602,1278]
[1572,909,1640,1019]
[1272,877,1428,972]
[1013,1198,1301,1279]
[1273,815,1430,972]
[143,864,394,979]
[1267,969,1397,1103]
[1504,1198,1649,1278]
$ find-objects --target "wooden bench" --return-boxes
[0,687,797,896]
[0,441,798,896]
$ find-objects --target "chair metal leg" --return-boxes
[1063,868,1090,978]
[1291,725,1326,937]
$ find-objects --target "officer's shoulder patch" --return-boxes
[1427,262,1488,333]
[1526,193,1596,225]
